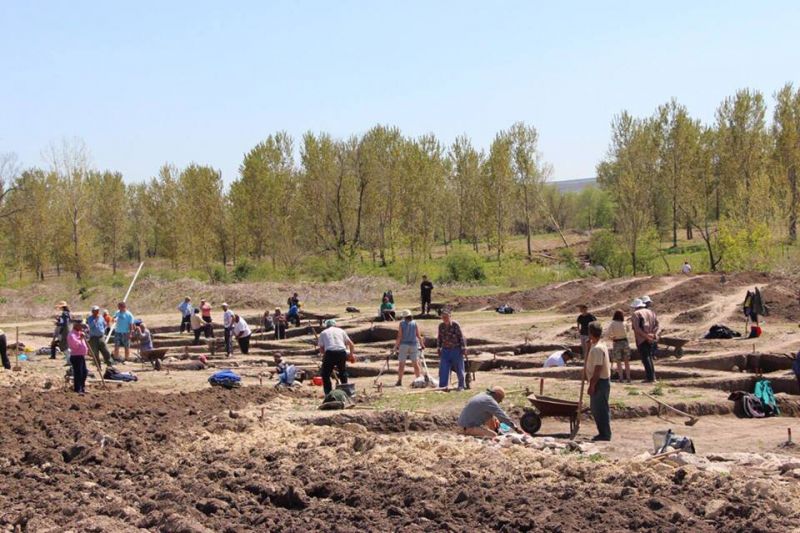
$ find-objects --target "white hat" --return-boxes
[630,298,645,309]
[640,295,652,304]
[399,309,412,318]
[221,302,229,307]
[91,305,100,312]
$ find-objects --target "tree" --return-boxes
[87,170,128,273]
[177,164,226,274]
[773,83,800,242]
[45,138,92,280]
[146,165,180,267]
[597,112,659,275]
[448,135,485,252]
[483,133,515,262]
[505,122,552,258]
[4,169,55,279]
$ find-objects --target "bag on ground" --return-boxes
[208,369,242,389]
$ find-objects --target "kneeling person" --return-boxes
[457,386,521,438]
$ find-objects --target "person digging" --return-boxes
[393,309,424,387]
[457,386,522,438]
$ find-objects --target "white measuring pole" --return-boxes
[104,261,145,344]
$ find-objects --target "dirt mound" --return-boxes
[453,278,598,312]
[673,308,709,324]
[306,410,456,432]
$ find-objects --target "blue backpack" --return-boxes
[208,369,242,389]
[754,379,779,416]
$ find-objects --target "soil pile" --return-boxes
[2,386,799,531]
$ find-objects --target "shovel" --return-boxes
[642,392,699,426]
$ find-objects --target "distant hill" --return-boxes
[551,177,597,193]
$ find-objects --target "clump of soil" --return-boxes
[673,308,708,324]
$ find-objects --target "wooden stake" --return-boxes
[13,326,20,371]
[539,378,544,396]
[789,428,793,444]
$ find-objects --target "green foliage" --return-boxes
[208,265,230,284]
[588,230,629,277]
[439,249,486,283]
[718,220,776,271]
[232,259,255,282]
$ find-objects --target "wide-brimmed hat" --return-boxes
[630,298,646,309]
[399,309,412,318]
[55,301,68,309]
[640,295,652,304]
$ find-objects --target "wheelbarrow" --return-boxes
[520,394,587,438]
[138,347,169,370]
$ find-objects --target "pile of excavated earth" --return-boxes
[2,271,800,531]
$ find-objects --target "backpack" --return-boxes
[208,369,242,389]
[754,379,779,416]
[704,324,741,339]
[728,391,766,418]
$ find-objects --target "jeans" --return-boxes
[638,341,656,382]
[0,334,8,369]
[321,349,348,396]
[438,347,465,389]
[70,355,88,393]
[180,315,191,333]
[237,335,251,355]
[421,295,431,314]
[223,327,232,355]
[89,336,113,365]
[590,378,611,439]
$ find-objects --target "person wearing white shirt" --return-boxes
[317,319,355,396]
[544,350,575,368]
[232,314,252,354]
[681,261,692,275]
[222,303,235,356]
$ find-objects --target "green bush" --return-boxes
[208,265,230,284]
[232,259,255,282]
[440,249,486,283]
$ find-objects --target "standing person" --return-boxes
[221,303,234,356]
[681,261,692,275]
[420,275,434,315]
[66,318,89,394]
[380,296,396,321]
[437,309,466,390]
[631,298,660,383]
[232,314,252,354]
[199,299,214,337]
[586,321,612,441]
[0,326,9,370]
[190,308,204,345]
[394,310,423,387]
[317,319,355,396]
[50,301,71,359]
[87,306,114,366]
[178,297,193,334]
[274,308,287,340]
[113,302,135,363]
[607,310,631,383]
[576,304,597,358]
[286,301,301,328]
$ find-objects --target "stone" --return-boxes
[704,499,727,519]
[341,423,368,434]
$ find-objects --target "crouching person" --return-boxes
[457,386,521,438]
[232,314,252,354]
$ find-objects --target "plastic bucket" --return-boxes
[336,383,356,397]
[312,376,323,386]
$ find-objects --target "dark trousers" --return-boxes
[224,327,233,355]
[70,355,88,393]
[638,341,656,382]
[287,314,301,327]
[202,316,213,338]
[193,329,202,344]
[180,315,191,333]
[421,294,431,314]
[0,334,9,370]
[590,378,611,439]
[237,335,251,354]
[321,349,348,396]
[275,324,286,340]
[89,336,113,365]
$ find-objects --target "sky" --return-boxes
[1,0,799,184]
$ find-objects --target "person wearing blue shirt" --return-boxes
[287,303,301,327]
[87,306,113,365]
[177,297,192,334]
[113,301,135,362]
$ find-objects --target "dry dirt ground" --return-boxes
[2,272,800,531]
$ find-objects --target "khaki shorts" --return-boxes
[611,339,630,362]
[398,344,419,363]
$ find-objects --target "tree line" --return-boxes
[0,82,797,283]
[595,83,800,275]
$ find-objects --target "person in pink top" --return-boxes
[67,318,89,394]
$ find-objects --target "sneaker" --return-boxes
[394,381,402,387]
[591,435,611,442]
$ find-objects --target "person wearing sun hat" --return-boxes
[317,318,356,396]
[66,316,89,394]
[393,309,424,387]
[640,295,653,309]
[87,305,114,366]
[631,298,660,383]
